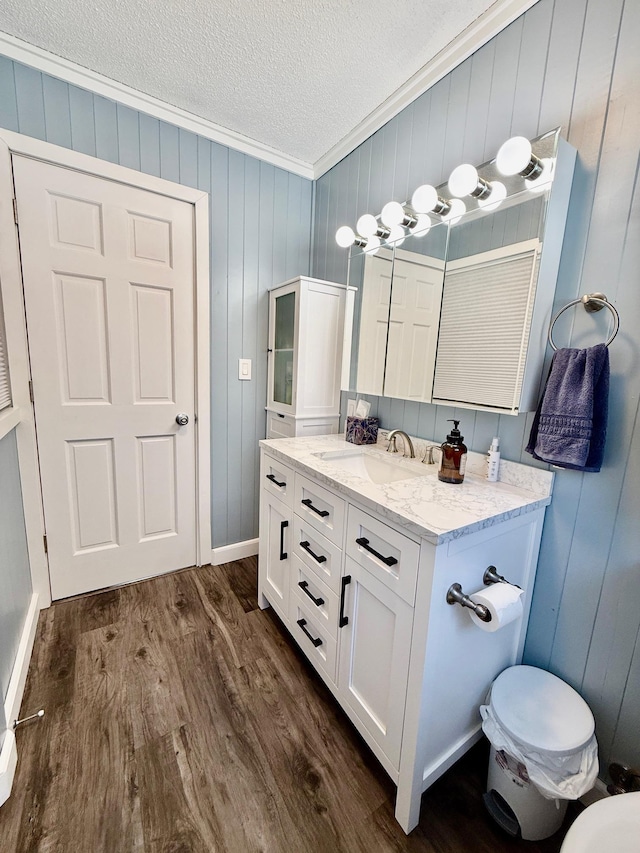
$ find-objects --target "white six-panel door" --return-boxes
[13,155,197,599]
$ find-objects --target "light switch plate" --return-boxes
[239,358,252,380]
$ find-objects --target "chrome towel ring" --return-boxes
[548,292,620,351]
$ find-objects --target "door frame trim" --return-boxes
[0,129,211,607]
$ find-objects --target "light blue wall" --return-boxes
[0,430,31,704]
[0,55,313,550]
[313,0,640,774]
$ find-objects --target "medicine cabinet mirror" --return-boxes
[344,128,576,415]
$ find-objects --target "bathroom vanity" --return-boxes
[258,434,553,833]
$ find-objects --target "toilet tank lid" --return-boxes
[490,665,595,755]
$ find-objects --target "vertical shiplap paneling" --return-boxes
[69,85,96,157]
[14,63,46,141]
[178,128,198,189]
[0,431,32,700]
[93,95,118,163]
[311,0,640,772]
[0,56,18,132]
[116,103,141,171]
[159,121,180,183]
[139,113,161,177]
[440,59,471,180]
[545,0,626,690]
[393,100,414,205]
[42,75,71,149]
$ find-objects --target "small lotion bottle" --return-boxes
[487,437,500,482]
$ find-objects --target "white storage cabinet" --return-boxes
[266,276,347,438]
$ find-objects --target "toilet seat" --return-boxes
[490,665,595,756]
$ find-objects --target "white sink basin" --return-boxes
[560,791,640,852]
[315,448,427,485]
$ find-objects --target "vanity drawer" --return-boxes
[294,474,345,546]
[292,515,343,593]
[262,453,295,507]
[289,594,338,684]
[291,554,340,640]
[346,506,419,606]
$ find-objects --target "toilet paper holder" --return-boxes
[446,566,520,621]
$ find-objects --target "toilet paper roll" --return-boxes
[468,583,524,632]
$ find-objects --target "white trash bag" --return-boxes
[480,702,599,800]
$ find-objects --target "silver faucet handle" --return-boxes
[422,444,442,465]
[387,435,399,453]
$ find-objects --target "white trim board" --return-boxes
[0,130,211,604]
[211,538,259,566]
[0,591,40,807]
[1,0,539,180]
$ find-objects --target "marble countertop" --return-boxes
[260,433,554,545]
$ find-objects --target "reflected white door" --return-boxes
[357,249,393,395]
[384,253,445,401]
[13,156,197,600]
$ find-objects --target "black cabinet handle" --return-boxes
[298,581,324,607]
[339,575,351,628]
[355,537,398,567]
[301,498,329,518]
[299,540,327,564]
[279,520,288,560]
[296,618,322,648]
[266,473,286,488]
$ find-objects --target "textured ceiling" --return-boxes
[0,0,497,165]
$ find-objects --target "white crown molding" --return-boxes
[313,0,541,178]
[0,31,315,180]
[0,0,539,182]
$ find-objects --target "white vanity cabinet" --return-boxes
[258,440,551,834]
[266,276,348,438]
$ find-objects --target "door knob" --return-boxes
[175,413,189,426]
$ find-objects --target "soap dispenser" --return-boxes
[438,420,468,484]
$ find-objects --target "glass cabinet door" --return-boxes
[272,289,296,407]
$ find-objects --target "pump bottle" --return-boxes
[487,437,501,482]
[438,420,467,484]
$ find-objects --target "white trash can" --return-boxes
[481,665,598,841]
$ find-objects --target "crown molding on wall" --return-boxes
[313,0,541,178]
[0,0,539,182]
[0,31,315,180]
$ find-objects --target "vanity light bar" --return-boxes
[335,132,558,249]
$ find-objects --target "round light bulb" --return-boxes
[443,198,466,225]
[363,234,381,255]
[448,164,480,198]
[496,136,533,176]
[381,201,405,228]
[478,181,507,211]
[335,225,356,248]
[527,158,554,192]
[356,213,379,237]
[387,224,405,245]
[411,184,438,213]
[412,214,431,236]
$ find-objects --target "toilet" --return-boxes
[483,665,597,841]
[560,791,640,852]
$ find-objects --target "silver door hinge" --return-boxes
[29,380,34,403]
[43,534,48,555]
[12,197,18,225]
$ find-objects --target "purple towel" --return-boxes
[526,344,609,472]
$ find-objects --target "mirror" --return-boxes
[344,128,575,414]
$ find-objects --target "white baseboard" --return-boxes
[211,538,259,566]
[0,591,40,807]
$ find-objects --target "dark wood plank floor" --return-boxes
[0,559,578,852]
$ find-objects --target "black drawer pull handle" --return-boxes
[339,575,351,628]
[301,498,329,518]
[355,537,398,567]
[299,540,327,564]
[296,618,322,648]
[266,473,286,488]
[298,581,324,607]
[279,520,288,561]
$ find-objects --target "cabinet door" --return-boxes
[258,492,292,623]
[267,284,297,413]
[337,557,414,771]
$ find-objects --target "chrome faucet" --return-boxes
[422,444,442,465]
[386,429,415,458]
